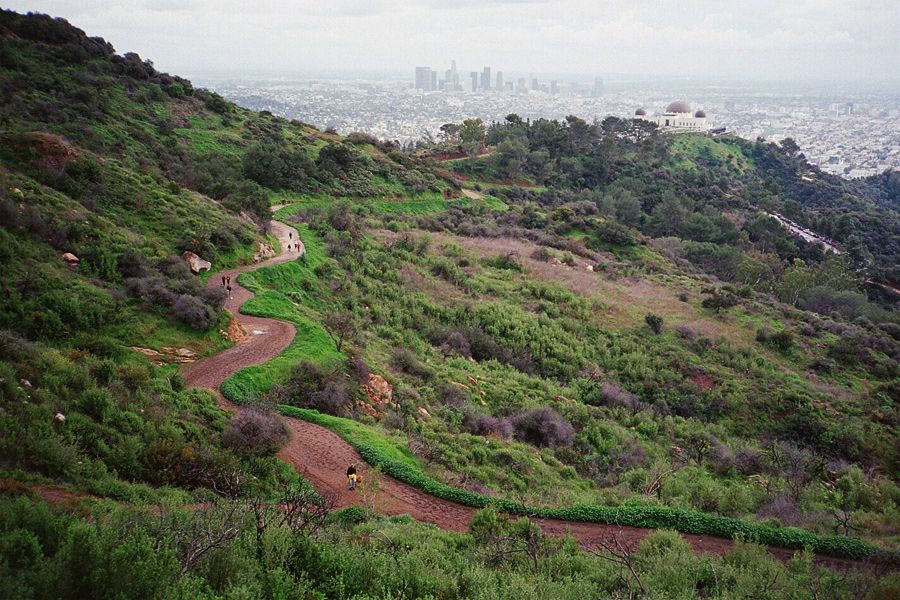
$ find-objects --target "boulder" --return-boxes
[61,252,79,264]
[181,251,211,273]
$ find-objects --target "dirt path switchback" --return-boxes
[181,210,862,572]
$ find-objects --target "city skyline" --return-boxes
[5,1,899,86]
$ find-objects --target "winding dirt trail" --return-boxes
[181,210,861,572]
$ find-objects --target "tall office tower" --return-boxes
[592,76,604,97]
[516,77,526,92]
[531,77,539,91]
[481,66,491,90]
[470,71,479,91]
[550,80,558,94]
[415,67,436,91]
[415,67,431,90]
[445,59,459,90]
[496,71,503,91]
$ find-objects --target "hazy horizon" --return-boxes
[4,1,899,87]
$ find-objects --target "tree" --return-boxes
[777,258,814,305]
[735,251,783,293]
[779,137,801,157]
[438,122,460,144]
[323,310,357,353]
[459,118,486,169]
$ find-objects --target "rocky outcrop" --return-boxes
[61,252,79,265]
[181,251,211,273]
[356,374,398,419]
[253,242,275,262]
[129,346,197,366]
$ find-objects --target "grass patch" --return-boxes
[221,225,341,403]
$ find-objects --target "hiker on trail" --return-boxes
[346,465,358,490]
[296,242,301,252]
[221,275,226,287]
[289,231,292,240]
[226,284,232,299]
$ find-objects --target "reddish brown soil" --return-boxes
[176,214,863,572]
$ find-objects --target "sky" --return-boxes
[4,1,899,83]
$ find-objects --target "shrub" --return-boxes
[675,324,697,340]
[462,410,512,439]
[605,383,645,412]
[347,355,370,385]
[435,329,471,358]
[437,384,468,407]
[222,406,289,457]
[756,327,794,352]
[645,313,663,334]
[390,347,434,380]
[278,360,355,416]
[701,290,738,313]
[530,247,553,262]
[509,406,574,447]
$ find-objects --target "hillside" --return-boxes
[1,10,898,599]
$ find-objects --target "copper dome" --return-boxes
[666,101,691,113]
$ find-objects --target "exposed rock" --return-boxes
[466,375,478,387]
[129,347,161,358]
[181,251,211,273]
[129,346,197,366]
[54,412,66,422]
[355,400,380,420]
[11,187,24,198]
[585,264,594,272]
[61,252,79,264]
[417,407,431,419]
[356,374,397,420]
[253,241,275,262]
[220,316,247,343]
[362,374,393,407]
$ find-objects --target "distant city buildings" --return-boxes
[411,61,594,97]
[207,75,900,179]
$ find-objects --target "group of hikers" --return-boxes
[220,275,232,299]
[286,231,301,253]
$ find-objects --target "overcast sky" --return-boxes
[5,1,899,83]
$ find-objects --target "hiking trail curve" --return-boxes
[181,209,859,571]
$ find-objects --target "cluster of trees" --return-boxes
[433,112,899,292]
